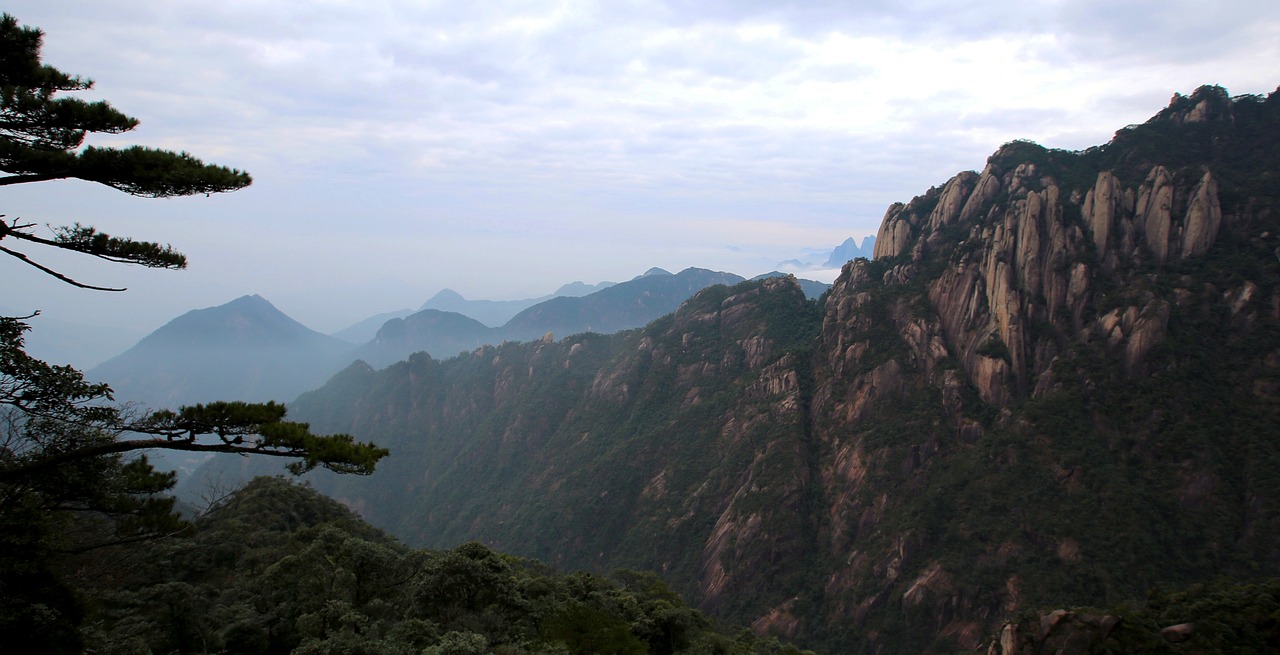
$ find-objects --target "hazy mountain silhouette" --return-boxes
[90,294,354,408]
[348,267,744,367]
[824,235,876,266]
[420,280,617,327]
[498,267,744,342]
[331,308,415,344]
[351,309,496,368]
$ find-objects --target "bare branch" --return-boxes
[0,244,125,290]
[0,173,62,186]
[0,436,308,483]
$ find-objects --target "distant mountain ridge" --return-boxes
[355,267,746,367]
[824,235,875,267]
[418,279,616,328]
[330,308,415,344]
[91,269,765,407]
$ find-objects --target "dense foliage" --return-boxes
[999,578,1280,653]
[72,476,812,655]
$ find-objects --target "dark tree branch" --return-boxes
[0,244,125,290]
[1,436,310,483]
[0,172,60,186]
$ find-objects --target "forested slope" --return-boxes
[65,477,811,655]
[194,84,1280,653]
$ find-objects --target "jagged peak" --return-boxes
[1152,84,1234,124]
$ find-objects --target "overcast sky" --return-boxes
[3,1,1279,361]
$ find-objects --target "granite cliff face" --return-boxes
[807,84,1280,651]
[197,85,1280,654]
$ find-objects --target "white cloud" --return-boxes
[2,0,1278,359]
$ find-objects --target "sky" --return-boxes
[3,0,1279,365]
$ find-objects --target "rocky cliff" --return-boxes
[196,84,1280,654]
[808,84,1280,651]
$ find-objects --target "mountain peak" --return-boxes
[1153,83,1235,124]
[422,288,467,309]
[224,293,273,310]
[552,280,616,297]
[119,294,330,353]
[90,295,352,407]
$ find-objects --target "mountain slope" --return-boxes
[356,267,746,365]
[330,307,414,344]
[751,272,830,299]
[90,294,354,408]
[188,85,1280,654]
[420,280,616,327]
[499,267,746,342]
[352,308,496,368]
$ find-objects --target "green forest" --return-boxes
[37,476,814,655]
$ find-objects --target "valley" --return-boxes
[163,85,1280,653]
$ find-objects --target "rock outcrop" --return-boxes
[805,84,1280,653]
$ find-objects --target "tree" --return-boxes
[0,317,390,483]
[0,14,388,652]
[0,12,251,290]
[0,9,387,491]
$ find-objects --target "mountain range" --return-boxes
[91,269,831,408]
[418,279,619,328]
[328,279,625,345]
[180,84,1280,653]
[352,267,751,367]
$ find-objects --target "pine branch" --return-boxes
[0,244,125,290]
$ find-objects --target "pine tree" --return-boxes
[0,12,251,290]
[0,14,387,651]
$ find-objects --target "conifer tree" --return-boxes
[0,14,387,651]
[0,12,251,290]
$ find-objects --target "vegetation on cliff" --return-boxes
[182,84,1280,654]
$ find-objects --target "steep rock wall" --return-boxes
[802,84,1280,653]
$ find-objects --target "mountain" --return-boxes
[354,267,744,367]
[499,267,744,342]
[330,307,415,344]
[351,308,495,368]
[775,237,876,272]
[332,280,620,346]
[420,280,617,327]
[419,288,542,328]
[186,84,1280,653]
[823,235,875,267]
[90,294,354,408]
[553,279,617,296]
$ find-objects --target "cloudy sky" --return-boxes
[3,1,1279,363]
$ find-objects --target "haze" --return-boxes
[3,1,1278,366]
